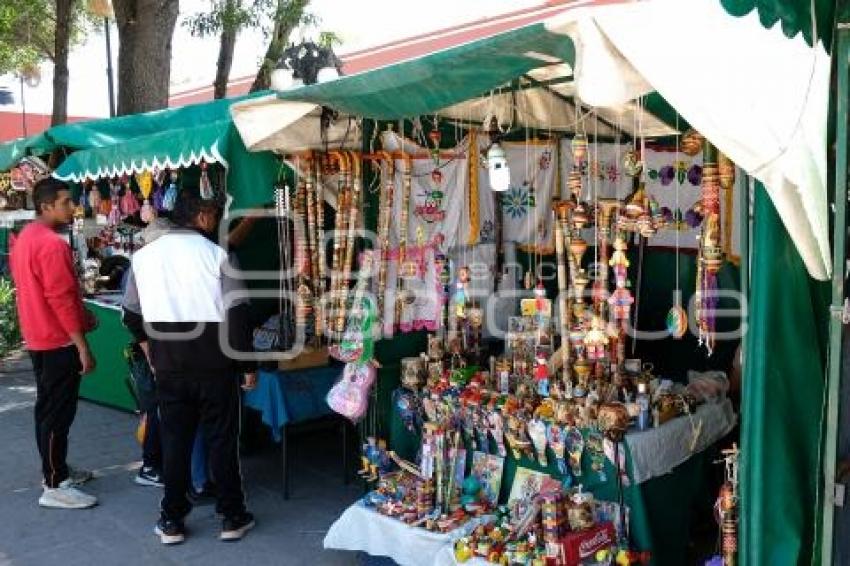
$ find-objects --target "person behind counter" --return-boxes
[10,178,98,510]
[122,190,257,545]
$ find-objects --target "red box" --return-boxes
[560,522,616,566]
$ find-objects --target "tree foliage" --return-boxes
[0,0,92,76]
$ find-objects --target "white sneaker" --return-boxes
[41,467,94,489]
[67,467,94,485]
[38,485,98,509]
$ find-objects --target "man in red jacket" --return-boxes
[10,178,97,509]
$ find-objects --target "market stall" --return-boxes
[223,0,838,564]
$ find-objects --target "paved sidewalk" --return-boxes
[0,352,363,566]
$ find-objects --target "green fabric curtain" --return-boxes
[740,183,829,565]
[720,0,836,48]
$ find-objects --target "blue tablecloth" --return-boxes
[243,366,342,441]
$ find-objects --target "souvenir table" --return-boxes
[79,296,136,412]
[324,502,492,566]
[382,399,735,566]
[242,365,347,498]
[242,366,341,441]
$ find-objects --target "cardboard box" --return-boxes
[560,522,616,566]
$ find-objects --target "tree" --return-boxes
[185,0,315,99]
[51,0,75,125]
[111,0,179,115]
[250,0,310,93]
[185,0,257,100]
[0,0,91,126]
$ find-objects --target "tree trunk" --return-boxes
[51,0,75,125]
[112,0,179,115]
[213,1,240,100]
[250,0,309,93]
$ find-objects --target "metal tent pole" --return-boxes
[822,19,850,566]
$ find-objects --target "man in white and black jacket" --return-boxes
[123,190,257,545]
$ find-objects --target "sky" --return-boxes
[0,0,542,119]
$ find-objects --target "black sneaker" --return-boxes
[188,482,217,505]
[134,467,164,488]
[220,512,255,541]
[154,517,186,545]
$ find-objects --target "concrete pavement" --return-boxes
[0,352,364,566]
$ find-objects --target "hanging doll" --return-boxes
[119,176,140,218]
[199,161,214,200]
[107,180,121,226]
[137,170,155,223]
[162,170,179,212]
[87,185,101,216]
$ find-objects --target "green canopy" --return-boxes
[0,91,280,210]
[53,120,232,183]
[721,0,836,48]
[0,132,58,172]
[48,91,268,150]
[278,22,576,120]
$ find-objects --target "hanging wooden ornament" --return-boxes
[697,144,724,353]
[623,149,643,177]
[375,153,395,320]
[571,134,588,163]
[718,152,736,190]
[567,169,583,199]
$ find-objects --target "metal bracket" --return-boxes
[830,298,850,323]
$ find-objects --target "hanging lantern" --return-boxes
[487,142,511,192]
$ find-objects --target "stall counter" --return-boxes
[80,296,135,412]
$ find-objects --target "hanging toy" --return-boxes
[119,176,140,217]
[428,122,442,165]
[162,170,179,212]
[137,170,155,223]
[453,266,470,319]
[199,160,214,200]
[326,362,377,423]
[547,423,567,476]
[88,185,101,214]
[107,181,121,226]
[565,426,585,479]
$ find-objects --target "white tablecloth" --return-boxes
[624,399,736,484]
[325,504,485,566]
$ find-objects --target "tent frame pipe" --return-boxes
[821,20,850,566]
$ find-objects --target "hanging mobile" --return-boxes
[667,122,688,339]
